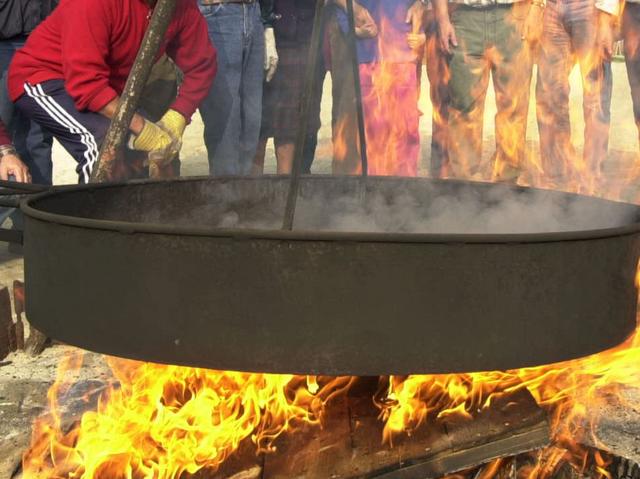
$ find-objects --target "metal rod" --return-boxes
[345,0,368,177]
[89,0,178,184]
[282,0,327,230]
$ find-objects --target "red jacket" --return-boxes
[8,0,217,120]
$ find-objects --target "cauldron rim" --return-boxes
[21,175,640,245]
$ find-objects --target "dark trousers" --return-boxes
[623,2,640,143]
[0,37,53,185]
[15,80,109,184]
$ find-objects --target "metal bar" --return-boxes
[0,228,23,244]
[281,0,327,230]
[89,0,178,184]
[345,0,368,177]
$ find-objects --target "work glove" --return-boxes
[264,27,279,82]
[131,119,174,153]
[158,109,187,140]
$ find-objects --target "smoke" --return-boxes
[56,178,638,235]
[201,180,640,235]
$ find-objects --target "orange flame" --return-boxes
[23,358,354,478]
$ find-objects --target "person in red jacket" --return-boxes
[0,118,30,182]
[8,0,217,183]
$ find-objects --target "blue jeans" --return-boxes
[198,2,265,176]
[536,0,612,187]
[0,36,53,185]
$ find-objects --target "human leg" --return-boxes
[425,11,449,178]
[252,137,268,175]
[238,2,265,175]
[623,4,640,142]
[569,1,611,188]
[447,6,491,180]
[365,62,419,177]
[274,138,294,174]
[536,1,575,186]
[490,3,532,182]
[198,3,245,175]
[15,81,109,184]
[327,13,361,175]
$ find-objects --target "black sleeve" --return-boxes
[260,0,277,27]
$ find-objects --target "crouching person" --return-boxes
[7,0,217,183]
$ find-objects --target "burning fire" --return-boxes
[23,357,354,478]
[21,317,640,478]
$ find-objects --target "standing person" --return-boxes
[331,0,426,177]
[433,0,539,182]
[8,0,217,184]
[0,0,55,185]
[199,0,279,176]
[535,0,617,190]
[253,0,325,175]
[622,0,640,143]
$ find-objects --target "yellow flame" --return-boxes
[23,359,354,478]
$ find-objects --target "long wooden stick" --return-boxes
[89,0,178,183]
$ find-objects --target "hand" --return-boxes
[522,4,544,44]
[405,1,428,34]
[264,27,279,82]
[597,11,616,61]
[131,119,173,152]
[354,3,378,38]
[0,151,31,183]
[158,109,186,140]
[407,33,427,52]
[436,18,458,54]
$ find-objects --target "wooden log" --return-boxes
[13,278,49,356]
[263,393,354,478]
[25,328,48,357]
[205,381,550,479]
[13,280,24,350]
[0,286,11,359]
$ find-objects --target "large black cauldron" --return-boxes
[18,176,640,375]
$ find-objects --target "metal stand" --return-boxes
[90,0,178,183]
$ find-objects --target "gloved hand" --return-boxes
[264,27,279,82]
[158,109,187,140]
[131,119,173,152]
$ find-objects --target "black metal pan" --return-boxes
[3,176,640,375]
